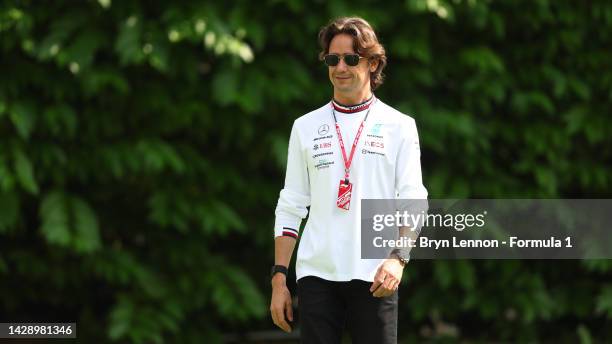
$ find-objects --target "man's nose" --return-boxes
[336,57,348,71]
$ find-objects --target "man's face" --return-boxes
[327,33,377,99]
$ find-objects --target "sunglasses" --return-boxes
[323,53,366,67]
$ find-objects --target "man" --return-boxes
[270,17,428,344]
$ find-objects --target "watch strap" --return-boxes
[270,265,288,278]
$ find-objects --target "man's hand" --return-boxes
[270,274,293,333]
[370,258,405,297]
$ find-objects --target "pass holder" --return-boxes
[336,178,353,210]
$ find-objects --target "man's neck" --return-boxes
[333,90,373,106]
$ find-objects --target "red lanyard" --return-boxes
[331,100,375,183]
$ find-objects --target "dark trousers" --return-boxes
[297,276,398,344]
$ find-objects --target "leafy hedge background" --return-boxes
[1,0,611,343]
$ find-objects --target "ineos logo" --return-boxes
[318,124,330,136]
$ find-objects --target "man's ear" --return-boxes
[369,59,379,73]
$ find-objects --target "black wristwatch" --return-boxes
[270,265,288,278]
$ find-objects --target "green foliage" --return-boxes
[39,191,101,253]
[596,284,612,318]
[0,191,19,232]
[0,0,611,342]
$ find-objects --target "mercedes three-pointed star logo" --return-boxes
[318,124,330,136]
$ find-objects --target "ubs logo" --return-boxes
[313,142,331,150]
[318,124,330,136]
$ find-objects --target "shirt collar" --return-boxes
[331,95,375,114]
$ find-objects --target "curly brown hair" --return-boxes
[318,17,387,91]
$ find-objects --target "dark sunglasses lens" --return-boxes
[345,54,360,66]
[324,55,339,66]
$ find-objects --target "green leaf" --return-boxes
[577,324,593,344]
[0,156,15,191]
[199,200,245,235]
[213,200,246,232]
[9,102,36,140]
[71,197,102,253]
[13,148,38,194]
[596,285,612,318]
[115,15,144,65]
[39,192,101,253]
[81,67,130,96]
[226,268,266,318]
[460,46,505,74]
[40,192,71,246]
[147,33,170,72]
[62,29,105,69]
[108,298,133,340]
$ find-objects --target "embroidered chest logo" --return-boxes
[364,141,384,149]
[314,124,333,142]
[313,142,332,150]
[367,123,384,139]
[362,149,386,156]
[315,158,334,170]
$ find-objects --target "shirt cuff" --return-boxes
[274,215,302,239]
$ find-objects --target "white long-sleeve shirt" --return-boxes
[274,97,428,282]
